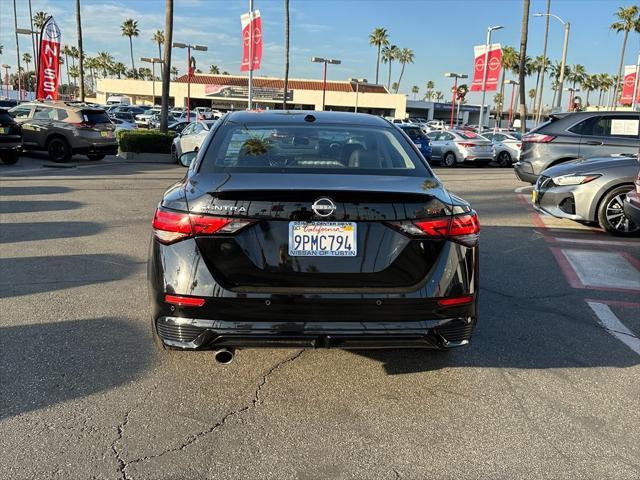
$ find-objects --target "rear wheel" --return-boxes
[87,153,105,161]
[597,186,639,237]
[497,151,511,167]
[443,152,457,168]
[0,150,19,165]
[47,137,71,162]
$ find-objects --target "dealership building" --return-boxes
[94,74,483,123]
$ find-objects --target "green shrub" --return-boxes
[117,130,176,154]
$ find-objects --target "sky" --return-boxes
[1,0,639,106]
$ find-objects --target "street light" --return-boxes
[505,79,519,127]
[445,72,468,128]
[534,13,570,111]
[140,57,162,105]
[349,78,367,112]
[2,64,11,98]
[16,28,37,94]
[172,42,208,121]
[478,25,504,130]
[311,57,341,111]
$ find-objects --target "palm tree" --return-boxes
[96,51,114,77]
[528,88,536,112]
[434,91,444,101]
[369,27,389,85]
[70,46,79,69]
[581,74,596,106]
[497,45,519,125]
[112,62,126,79]
[160,0,174,133]
[411,85,419,99]
[381,45,399,90]
[33,11,48,30]
[209,65,220,74]
[68,64,79,94]
[76,0,84,101]
[121,18,140,73]
[391,82,399,92]
[152,30,164,60]
[138,67,152,80]
[532,54,549,112]
[283,0,290,109]
[85,56,97,90]
[171,66,178,80]
[610,5,640,108]
[569,64,586,90]
[517,0,530,133]
[424,80,434,100]
[395,48,414,93]
[22,52,31,74]
[62,45,72,90]
[493,92,503,111]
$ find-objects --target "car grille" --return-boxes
[156,321,205,343]
[537,175,555,191]
[436,319,474,343]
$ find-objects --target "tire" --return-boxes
[597,185,640,237]
[0,150,19,165]
[47,137,72,162]
[86,153,105,161]
[443,152,457,168]
[497,151,512,168]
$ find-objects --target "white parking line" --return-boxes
[562,249,640,291]
[587,301,640,357]
[552,237,640,247]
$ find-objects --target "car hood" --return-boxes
[543,155,639,178]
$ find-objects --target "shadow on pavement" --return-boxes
[0,317,153,419]
[0,221,104,244]
[0,186,73,196]
[0,200,83,214]
[0,253,142,298]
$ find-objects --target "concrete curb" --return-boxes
[117,152,175,164]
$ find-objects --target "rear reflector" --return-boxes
[522,133,555,143]
[152,207,254,244]
[438,295,473,307]
[164,294,206,307]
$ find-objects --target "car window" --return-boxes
[181,124,195,135]
[193,123,204,134]
[200,124,432,176]
[9,106,32,119]
[56,109,68,121]
[33,107,54,120]
[441,132,455,141]
[569,115,640,138]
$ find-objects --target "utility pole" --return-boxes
[534,0,550,124]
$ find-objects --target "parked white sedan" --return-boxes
[170,120,217,163]
[482,131,522,167]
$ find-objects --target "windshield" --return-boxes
[199,123,432,176]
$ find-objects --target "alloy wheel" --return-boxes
[605,193,638,233]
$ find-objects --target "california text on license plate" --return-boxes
[288,222,357,257]
[101,131,112,138]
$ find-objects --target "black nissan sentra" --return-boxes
[148,111,479,364]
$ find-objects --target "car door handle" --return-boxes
[584,140,602,145]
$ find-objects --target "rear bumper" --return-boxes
[514,161,539,183]
[155,316,476,350]
[73,143,118,155]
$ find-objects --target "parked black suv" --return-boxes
[515,111,640,184]
[0,108,22,165]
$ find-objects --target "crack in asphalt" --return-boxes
[125,349,306,469]
[112,410,132,480]
[392,468,401,479]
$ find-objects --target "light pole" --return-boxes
[505,79,518,127]
[478,25,503,130]
[311,57,341,111]
[17,28,38,96]
[172,42,207,121]
[445,73,468,128]
[2,65,11,98]
[535,13,570,111]
[141,57,162,105]
[349,78,367,112]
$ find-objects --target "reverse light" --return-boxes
[438,295,474,307]
[553,174,601,186]
[522,133,555,143]
[152,207,254,244]
[164,294,206,307]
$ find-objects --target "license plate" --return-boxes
[0,127,8,134]
[477,145,490,151]
[288,222,357,257]
[101,131,113,138]
[532,190,538,203]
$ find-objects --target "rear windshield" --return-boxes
[82,110,111,124]
[199,123,432,176]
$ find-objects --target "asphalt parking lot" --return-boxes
[1,156,639,480]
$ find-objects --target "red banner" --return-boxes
[37,17,61,100]
[240,10,262,72]
[470,44,502,92]
[620,65,639,105]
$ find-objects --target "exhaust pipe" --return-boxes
[213,348,235,365]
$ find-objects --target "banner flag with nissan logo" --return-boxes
[470,43,502,92]
[240,10,263,72]
[37,17,61,100]
[620,64,639,105]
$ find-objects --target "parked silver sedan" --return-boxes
[482,131,521,167]
[533,154,640,236]
[170,120,217,163]
[427,130,494,167]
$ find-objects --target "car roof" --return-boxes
[221,110,392,127]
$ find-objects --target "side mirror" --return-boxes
[179,151,197,168]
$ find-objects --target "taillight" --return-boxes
[522,133,555,143]
[516,143,522,149]
[391,212,480,246]
[152,207,254,244]
[458,142,476,148]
